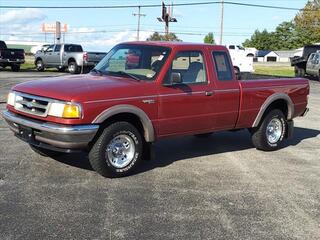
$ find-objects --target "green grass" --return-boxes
[20,62,35,70]
[254,63,294,77]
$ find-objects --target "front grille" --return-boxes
[14,92,50,117]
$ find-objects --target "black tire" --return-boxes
[36,59,45,72]
[88,122,143,178]
[57,66,66,72]
[11,64,20,72]
[251,109,287,151]
[29,144,64,157]
[68,61,80,74]
[295,66,305,77]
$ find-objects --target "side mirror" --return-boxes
[171,72,182,84]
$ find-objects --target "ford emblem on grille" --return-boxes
[26,102,34,108]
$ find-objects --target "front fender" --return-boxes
[92,104,155,142]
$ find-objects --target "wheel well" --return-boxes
[94,112,145,142]
[68,58,76,64]
[262,99,288,120]
[247,53,254,57]
[35,57,42,63]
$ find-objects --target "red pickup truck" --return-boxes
[2,42,309,178]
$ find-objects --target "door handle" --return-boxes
[205,91,213,96]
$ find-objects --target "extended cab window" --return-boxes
[212,52,233,81]
[64,44,83,52]
[168,51,207,84]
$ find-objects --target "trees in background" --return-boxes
[147,32,182,41]
[243,0,320,50]
[204,32,215,44]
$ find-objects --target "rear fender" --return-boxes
[252,93,294,127]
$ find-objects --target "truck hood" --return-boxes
[13,73,151,102]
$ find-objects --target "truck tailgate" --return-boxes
[0,48,24,61]
[87,52,107,63]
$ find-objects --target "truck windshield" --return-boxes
[93,44,171,81]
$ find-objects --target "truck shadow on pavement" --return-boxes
[52,127,320,175]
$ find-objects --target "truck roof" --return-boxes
[121,41,227,51]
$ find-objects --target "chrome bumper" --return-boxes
[2,110,99,150]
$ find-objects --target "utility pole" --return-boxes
[133,6,146,41]
[219,0,224,45]
[157,2,177,36]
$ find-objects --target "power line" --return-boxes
[0,1,316,11]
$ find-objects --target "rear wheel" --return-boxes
[250,109,287,151]
[11,64,20,72]
[295,66,305,77]
[29,144,64,157]
[68,61,80,74]
[89,122,143,178]
[36,59,45,72]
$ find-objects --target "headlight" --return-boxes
[48,102,82,119]
[7,92,16,106]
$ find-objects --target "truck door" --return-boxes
[306,53,315,74]
[43,45,55,65]
[209,50,240,130]
[157,49,216,136]
[313,54,320,75]
[52,45,62,65]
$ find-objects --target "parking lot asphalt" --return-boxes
[0,71,319,240]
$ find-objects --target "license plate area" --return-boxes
[17,125,34,142]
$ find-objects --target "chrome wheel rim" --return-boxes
[105,134,135,168]
[69,64,75,72]
[266,118,282,144]
[37,61,42,68]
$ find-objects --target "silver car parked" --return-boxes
[34,43,106,74]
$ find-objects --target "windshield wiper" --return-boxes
[109,71,141,81]
[90,68,104,75]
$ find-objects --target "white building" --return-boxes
[255,50,298,62]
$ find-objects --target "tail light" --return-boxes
[83,52,88,62]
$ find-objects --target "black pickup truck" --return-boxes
[290,45,320,77]
[0,40,25,72]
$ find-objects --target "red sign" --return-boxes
[42,23,68,33]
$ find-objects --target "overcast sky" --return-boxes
[0,0,309,51]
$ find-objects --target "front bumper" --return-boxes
[2,110,99,151]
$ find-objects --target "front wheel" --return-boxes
[36,59,45,72]
[250,109,287,151]
[89,122,143,178]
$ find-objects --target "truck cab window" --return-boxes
[54,45,61,52]
[45,45,54,53]
[212,52,233,81]
[168,51,207,84]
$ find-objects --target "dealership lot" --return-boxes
[0,70,319,239]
